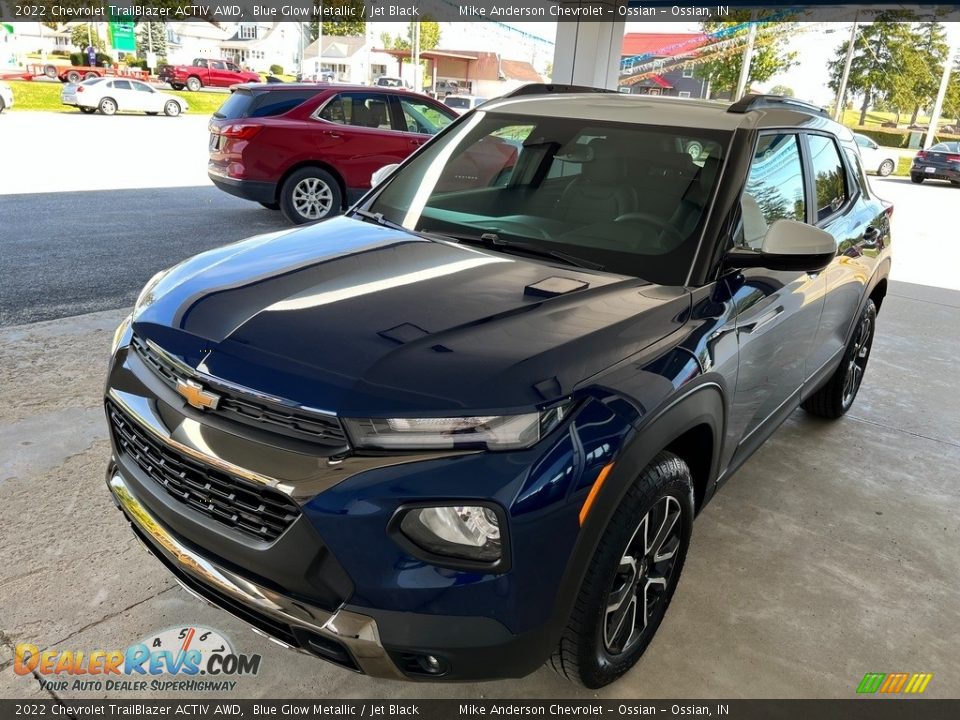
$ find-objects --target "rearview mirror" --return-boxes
[371,164,400,188]
[724,219,836,273]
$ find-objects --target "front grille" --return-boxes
[107,400,300,541]
[130,334,348,447]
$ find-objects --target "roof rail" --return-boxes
[727,93,830,118]
[502,83,618,99]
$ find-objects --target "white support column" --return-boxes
[551,11,626,90]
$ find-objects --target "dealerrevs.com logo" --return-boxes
[15,626,262,693]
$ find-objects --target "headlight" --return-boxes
[399,505,503,563]
[134,268,171,314]
[110,314,132,355]
[343,404,570,451]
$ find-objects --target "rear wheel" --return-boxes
[549,452,694,688]
[66,70,82,84]
[910,174,924,184]
[78,107,96,114]
[98,97,117,115]
[802,299,877,419]
[43,64,59,79]
[186,76,201,92]
[279,167,341,224]
[83,72,98,80]
[877,159,895,177]
[163,100,181,117]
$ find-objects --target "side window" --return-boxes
[854,135,870,148]
[319,93,391,129]
[398,98,454,135]
[844,148,869,197]
[211,61,226,71]
[113,80,132,91]
[736,133,806,249]
[227,63,240,72]
[132,81,153,93]
[248,91,315,118]
[807,135,848,223]
[195,59,207,69]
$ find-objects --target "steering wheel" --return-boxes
[614,212,685,248]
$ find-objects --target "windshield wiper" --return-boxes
[351,208,408,231]
[426,230,604,271]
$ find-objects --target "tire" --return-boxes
[43,64,59,79]
[83,72,98,80]
[802,299,877,419]
[78,107,96,114]
[66,70,82,84]
[549,452,695,688]
[186,76,201,92]
[0,97,5,114]
[910,175,924,184]
[877,159,895,177]
[170,83,184,91]
[279,167,342,224]
[163,100,181,117]
[258,201,281,211]
[98,97,117,115]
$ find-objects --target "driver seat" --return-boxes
[558,139,638,224]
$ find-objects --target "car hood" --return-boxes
[133,217,690,415]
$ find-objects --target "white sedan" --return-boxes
[61,77,188,117]
[854,133,898,177]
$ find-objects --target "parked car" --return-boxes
[106,90,890,688]
[0,81,12,113]
[207,84,461,224]
[375,75,409,89]
[442,94,488,114]
[853,133,897,176]
[910,141,960,185]
[159,58,260,92]
[61,77,188,116]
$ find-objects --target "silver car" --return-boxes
[0,81,13,113]
[61,77,188,117]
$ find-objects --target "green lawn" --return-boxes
[5,79,227,115]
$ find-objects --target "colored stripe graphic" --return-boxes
[857,672,932,694]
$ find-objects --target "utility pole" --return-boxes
[833,14,859,121]
[925,42,957,149]
[734,14,757,101]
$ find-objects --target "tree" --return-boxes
[769,84,794,97]
[380,21,441,52]
[826,14,919,126]
[136,23,167,60]
[943,59,960,128]
[309,1,366,40]
[694,13,797,98]
[909,22,949,124]
[70,24,104,52]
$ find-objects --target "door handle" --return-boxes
[323,130,342,139]
[739,305,784,334]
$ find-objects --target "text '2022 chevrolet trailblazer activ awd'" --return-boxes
[105,87,891,688]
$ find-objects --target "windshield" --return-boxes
[444,97,472,109]
[377,77,403,87]
[366,111,729,285]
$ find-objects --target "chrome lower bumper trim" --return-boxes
[108,473,405,680]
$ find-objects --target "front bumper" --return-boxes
[107,471,403,678]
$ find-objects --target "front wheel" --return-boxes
[802,298,877,419]
[549,452,694,688]
[279,167,342,224]
[98,97,117,115]
[185,76,201,92]
[910,174,924,184]
[877,159,895,177]
[163,100,181,117]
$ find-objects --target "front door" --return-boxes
[724,132,828,453]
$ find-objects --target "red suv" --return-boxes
[208,84,459,224]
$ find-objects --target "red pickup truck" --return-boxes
[159,58,259,91]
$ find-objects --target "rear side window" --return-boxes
[736,133,806,249]
[319,93,392,129]
[113,80,132,91]
[807,135,848,223]
[214,90,316,119]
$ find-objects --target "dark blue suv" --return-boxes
[105,89,891,687]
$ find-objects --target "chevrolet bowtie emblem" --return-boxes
[176,379,221,411]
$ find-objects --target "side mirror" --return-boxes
[370,163,399,188]
[724,219,836,273]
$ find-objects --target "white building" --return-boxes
[302,35,395,84]
[166,22,305,73]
